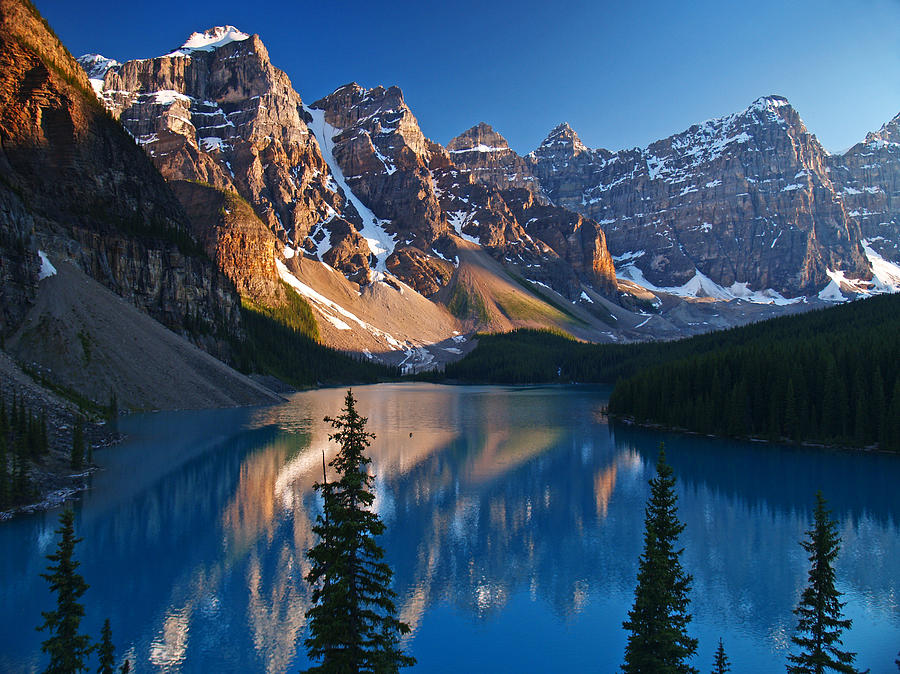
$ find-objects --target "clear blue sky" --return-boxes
[35,0,900,155]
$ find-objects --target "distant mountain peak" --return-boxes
[167,26,250,56]
[536,122,587,156]
[863,111,900,148]
[76,53,120,79]
[447,122,510,153]
[749,94,791,111]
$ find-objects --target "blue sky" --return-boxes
[35,0,900,155]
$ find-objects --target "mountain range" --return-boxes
[4,3,900,405]
[76,25,900,342]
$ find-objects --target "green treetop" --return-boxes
[622,446,698,674]
[787,492,863,674]
[37,509,93,673]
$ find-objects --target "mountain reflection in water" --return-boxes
[0,384,897,673]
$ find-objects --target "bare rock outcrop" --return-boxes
[829,113,900,265]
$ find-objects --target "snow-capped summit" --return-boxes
[76,53,120,79]
[76,53,121,97]
[167,26,250,56]
[749,94,790,111]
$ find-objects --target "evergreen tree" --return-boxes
[622,447,698,673]
[0,430,8,508]
[787,492,862,674]
[97,618,115,674]
[37,509,93,673]
[303,390,415,673]
[712,638,731,673]
[12,434,32,505]
[71,418,84,470]
[883,377,900,452]
[40,409,48,456]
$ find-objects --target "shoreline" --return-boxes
[608,414,896,455]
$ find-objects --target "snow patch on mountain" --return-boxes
[445,210,481,245]
[276,260,408,347]
[305,105,395,274]
[38,251,57,280]
[862,240,900,291]
[449,144,508,154]
[618,265,803,305]
[167,26,250,56]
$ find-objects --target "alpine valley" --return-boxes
[4,3,900,672]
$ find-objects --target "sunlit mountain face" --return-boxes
[1,385,898,672]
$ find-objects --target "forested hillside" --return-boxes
[608,294,900,450]
[232,290,399,388]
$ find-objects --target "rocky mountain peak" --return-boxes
[536,122,587,157]
[166,26,251,56]
[862,112,900,148]
[830,110,900,265]
[447,122,510,153]
[75,53,121,97]
[749,94,790,111]
[741,94,805,129]
[312,81,434,160]
[533,95,870,296]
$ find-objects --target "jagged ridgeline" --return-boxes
[607,293,900,450]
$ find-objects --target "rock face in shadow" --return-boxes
[0,0,240,349]
[530,98,873,296]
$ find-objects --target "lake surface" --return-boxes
[1,383,898,672]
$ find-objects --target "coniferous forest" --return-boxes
[607,294,900,450]
[231,297,400,388]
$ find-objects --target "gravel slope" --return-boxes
[6,260,281,411]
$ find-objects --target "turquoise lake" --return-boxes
[1,383,898,672]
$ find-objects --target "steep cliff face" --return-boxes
[531,97,871,296]
[309,85,618,300]
[829,113,900,267]
[502,188,617,295]
[168,180,286,306]
[0,0,240,341]
[306,83,449,287]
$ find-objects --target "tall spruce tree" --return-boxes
[0,430,8,508]
[38,509,93,673]
[303,390,415,673]
[97,618,115,674]
[712,638,731,673]
[622,446,698,673]
[787,492,862,674]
